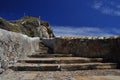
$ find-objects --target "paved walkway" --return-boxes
[0,69,120,80]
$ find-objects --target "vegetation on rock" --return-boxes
[0,16,55,38]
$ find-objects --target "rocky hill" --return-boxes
[0,16,55,38]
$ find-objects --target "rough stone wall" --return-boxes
[0,29,40,70]
[54,36,120,62]
[42,38,55,49]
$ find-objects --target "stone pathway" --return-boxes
[75,76,120,80]
[1,41,120,80]
[0,69,120,80]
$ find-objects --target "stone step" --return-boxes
[39,43,48,48]
[39,42,45,44]
[10,63,59,71]
[37,51,48,53]
[39,45,46,47]
[28,54,73,58]
[18,57,103,64]
[10,63,117,71]
[36,49,48,51]
[18,58,59,64]
[61,63,117,71]
[39,47,48,50]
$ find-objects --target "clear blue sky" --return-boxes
[1,0,120,36]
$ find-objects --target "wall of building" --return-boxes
[0,29,40,70]
[54,36,120,63]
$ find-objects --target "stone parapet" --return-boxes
[54,36,120,63]
[57,36,120,40]
[0,29,40,70]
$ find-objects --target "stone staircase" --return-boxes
[34,42,51,54]
[9,42,118,71]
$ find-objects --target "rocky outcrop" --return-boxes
[0,16,54,38]
[0,29,40,71]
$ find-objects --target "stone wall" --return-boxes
[42,38,55,49]
[0,29,40,70]
[54,36,120,63]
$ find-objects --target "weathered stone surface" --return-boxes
[54,36,120,63]
[10,50,117,71]
[0,29,40,70]
[28,53,73,58]
[75,76,120,80]
[17,57,103,64]
[1,69,120,80]
[11,63,117,71]
[21,73,37,80]
[0,68,4,74]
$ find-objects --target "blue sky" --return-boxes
[1,0,120,36]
